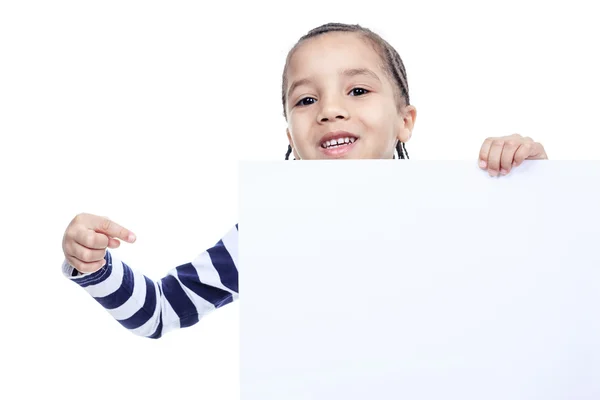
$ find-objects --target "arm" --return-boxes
[62,224,239,339]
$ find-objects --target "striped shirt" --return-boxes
[62,224,239,339]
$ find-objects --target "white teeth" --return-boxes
[321,137,356,149]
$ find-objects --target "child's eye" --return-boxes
[296,97,316,106]
[349,88,369,96]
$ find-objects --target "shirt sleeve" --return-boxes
[62,224,239,339]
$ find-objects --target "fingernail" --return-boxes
[128,233,136,242]
[501,169,508,175]
[479,160,487,169]
[512,161,517,167]
[489,170,498,177]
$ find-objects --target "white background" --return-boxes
[1,0,599,398]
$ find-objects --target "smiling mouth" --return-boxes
[320,137,357,149]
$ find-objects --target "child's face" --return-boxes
[284,32,415,160]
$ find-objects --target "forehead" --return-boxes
[287,32,385,80]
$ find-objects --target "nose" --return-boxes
[317,95,349,123]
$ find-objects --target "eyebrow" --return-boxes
[287,68,382,99]
[341,68,382,83]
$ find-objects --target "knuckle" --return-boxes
[85,231,98,247]
[96,233,108,249]
[480,138,492,151]
[64,227,76,243]
[63,240,73,256]
[100,218,113,232]
[100,236,109,250]
[76,231,88,247]
[485,138,497,148]
[74,213,87,224]
[79,247,92,261]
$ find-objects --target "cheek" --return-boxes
[361,103,397,136]
[288,113,314,145]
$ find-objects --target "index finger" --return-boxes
[92,215,136,243]
[478,137,494,168]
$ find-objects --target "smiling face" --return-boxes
[284,31,416,160]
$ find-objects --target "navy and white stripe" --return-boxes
[62,224,239,339]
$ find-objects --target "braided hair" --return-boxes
[282,23,410,160]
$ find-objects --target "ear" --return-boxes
[286,128,299,159]
[396,105,417,143]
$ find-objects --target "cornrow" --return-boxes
[281,23,411,160]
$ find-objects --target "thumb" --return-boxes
[93,215,136,243]
[529,142,548,160]
[107,237,122,249]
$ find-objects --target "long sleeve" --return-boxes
[62,224,239,339]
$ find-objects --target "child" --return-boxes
[61,22,548,338]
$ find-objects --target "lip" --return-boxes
[319,130,359,158]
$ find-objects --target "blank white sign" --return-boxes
[238,160,600,400]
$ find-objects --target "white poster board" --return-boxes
[238,160,600,400]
